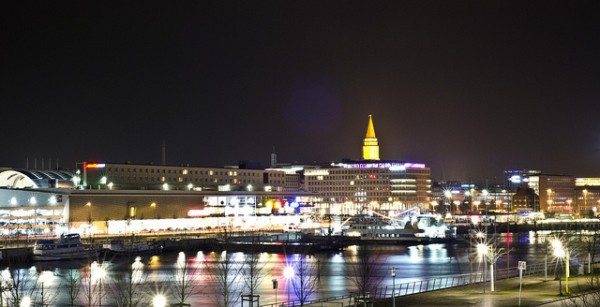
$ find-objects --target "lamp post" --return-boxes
[391,267,396,307]
[552,239,569,295]
[547,189,553,212]
[85,202,93,240]
[283,266,294,307]
[583,189,588,218]
[444,190,452,216]
[38,271,53,307]
[482,190,489,220]
[431,201,438,214]
[477,243,489,293]
[86,202,92,224]
[151,202,157,219]
[272,279,278,305]
[91,261,107,306]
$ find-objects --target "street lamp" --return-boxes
[150,202,157,219]
[153,294,167,307]
[477,243,489,293]
[91,261,107,306]
[38,270,53,307]
[430,201,438,213]
[283,266,294,306]
[583,189,588,218]
[444,190,452,215]
[547,189,553,211]
[85,202,92,224]
[552,239,569,295]
[482,190,489,218]
[19,296,31,307]
[391,267,396,307]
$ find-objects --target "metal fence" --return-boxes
[259,259,587,307]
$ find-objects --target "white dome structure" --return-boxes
[0,169,75,189]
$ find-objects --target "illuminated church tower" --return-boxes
[362,114,380,160]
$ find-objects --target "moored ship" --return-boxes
[32,233,98,261]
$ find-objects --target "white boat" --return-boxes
[345,217,430,243]
[32,233,98,261]
[103,239,163,256]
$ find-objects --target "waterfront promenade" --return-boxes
[375,276,591,307]
[260,274,595,307]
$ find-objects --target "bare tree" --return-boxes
[2,266,37,307]
[238,237,266,307]
[240,252,266,306]
[79,261,110,307]
[170,251,200,306]
[571,230,600,286]
[59,269,82,307]
[212,227,243,307]
[36,270,58,307]
[346,244,384,306]
[112,256,150,307]
[290,254,319,307]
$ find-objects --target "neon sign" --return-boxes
[338,162,425,169]
[85,163,106,169]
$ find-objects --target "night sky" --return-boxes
[2,1,600,182]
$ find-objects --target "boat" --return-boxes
[103,239,163,257]
[32,233,98,261]
[344,216,430,243]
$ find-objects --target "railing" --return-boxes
[260,260,591,307]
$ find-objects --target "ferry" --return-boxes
[32,233,98,261]
[345,217,430,243]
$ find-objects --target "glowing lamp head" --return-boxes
[283,266,294,279]
[477,243,489,256]
[153,294,167,307]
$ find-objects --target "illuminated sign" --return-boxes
[187,209,216,217]
[85,163,106,169]
[305,170,330,176]
[338,162,425,169]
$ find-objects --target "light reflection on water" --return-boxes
[7,231,597,306]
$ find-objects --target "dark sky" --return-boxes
[2,1,600,182]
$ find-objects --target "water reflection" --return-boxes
[5,231,599,306]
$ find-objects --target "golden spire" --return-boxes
[365,114,377,138]
[362,114,380,160]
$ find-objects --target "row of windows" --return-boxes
[107,167,285,178]
[326,169,430,175]
[108,176,285,186]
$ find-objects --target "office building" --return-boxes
[304,115,431,216]
[528,175,575,213]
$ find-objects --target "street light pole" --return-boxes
[583,189,588,218]
[283,266,294,307]
[391,267,396,307]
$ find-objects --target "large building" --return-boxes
[574,178,600,217]
[80,162,289,192]
[504,169,542,191]
[304,115,431,216]
[0,169,319,236]
[528,174,575,214]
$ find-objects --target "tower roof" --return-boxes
[365,114,376,138]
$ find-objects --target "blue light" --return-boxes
[291,201,299,208]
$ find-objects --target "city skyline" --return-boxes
[2,2,600,181]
